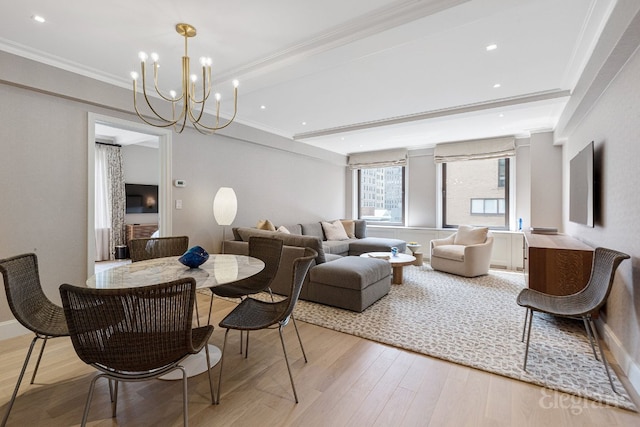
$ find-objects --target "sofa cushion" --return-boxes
[278,224,302,235]
[454,225,488,246]
[301,222,325,240]
[323,240,351,255]
[322,220,349,241]
[432,244,465,261]
[235,227,326,264]
[340,220,356,238]
[310,256,390,291]
[256,219,276,231]
[354,219,367,238]
[276,225,291,234]
[348,237,407,256]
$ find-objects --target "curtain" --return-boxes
[348,148,408,170]
[95,143,126,261]
[433,136,515,163]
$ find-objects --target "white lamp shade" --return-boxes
[213,187,237,226]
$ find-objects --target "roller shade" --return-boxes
[348,148,408,169]
[434,136,515,163]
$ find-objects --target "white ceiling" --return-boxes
[0,0,613,154]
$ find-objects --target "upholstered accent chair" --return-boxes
[430,225,494,277]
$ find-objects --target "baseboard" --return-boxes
[602,321,640,397]
[0,319,29,341]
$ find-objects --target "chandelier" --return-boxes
[130,23,239,134]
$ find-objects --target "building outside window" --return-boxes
[358,166,405,224]
[443,158,509,229]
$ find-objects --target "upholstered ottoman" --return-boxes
[307,256,391,312]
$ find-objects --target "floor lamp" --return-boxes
[213,187,237,253]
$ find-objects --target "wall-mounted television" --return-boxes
[125,183,158,214]
[569,141,594,227]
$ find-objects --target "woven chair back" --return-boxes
[129,236,189,262]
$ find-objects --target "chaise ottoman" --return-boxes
[307,256,391,312]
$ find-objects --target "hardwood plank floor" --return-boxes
[1,293,639,426]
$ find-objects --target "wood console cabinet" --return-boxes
[523,232,594,296]
[125,223,158,245]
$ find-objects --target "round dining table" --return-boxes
[86,254,265,379]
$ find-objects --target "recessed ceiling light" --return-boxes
[301,121,307,126]
[493,83,501,88]
[498,113,504,117]
[260,105,266,110]
[486,44,497,51]
[32,15,46,23]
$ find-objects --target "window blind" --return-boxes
[434,136,515,163]
[348,148,408,169]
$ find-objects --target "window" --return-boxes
[358,166,405,225]
[442,158,510,229]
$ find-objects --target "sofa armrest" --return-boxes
[430,233,455,250]
[463,235,494,265]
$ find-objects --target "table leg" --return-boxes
[392,266,404,285]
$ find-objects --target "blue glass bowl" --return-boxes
[179,246,209,268]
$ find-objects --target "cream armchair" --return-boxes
[430,225,493,277]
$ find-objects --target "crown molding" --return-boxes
[294,89,571,140]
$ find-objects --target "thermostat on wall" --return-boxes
[174,179,186,187]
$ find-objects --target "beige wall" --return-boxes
[530,132,563,231]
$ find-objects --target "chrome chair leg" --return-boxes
[291,315,308,363]
[582,317,599,360]
[587,317,617,393]
[216,329,230,404]
[245,331,250,359]
[29,336,48,384]
[203,342,215,404]
[521,308,530,342]
[1,336,39,427]
[82,373,104,426]
[523,309,534,371]
[278,325,299,403]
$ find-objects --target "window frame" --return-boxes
[357,166,406,226]
[442,158,510,230]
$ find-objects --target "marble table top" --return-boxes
[87,255,265,289]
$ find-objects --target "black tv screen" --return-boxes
[569,142,594,227]
[125,183,159,214]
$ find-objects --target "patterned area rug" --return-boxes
[289,265,636,411]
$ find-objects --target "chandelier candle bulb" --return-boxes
[130,23,239,134]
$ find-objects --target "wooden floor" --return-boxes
[1,293,639,427]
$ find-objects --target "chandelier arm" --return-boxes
[151,63,185,103]
[133,90,182,128]
[189,89,238,132]
[139,62,179,124]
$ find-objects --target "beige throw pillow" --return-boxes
[256,219,276,231]
[454,225,488,246]
[321,220,349,241]
[277,225,291,234]
[340,220,356,238]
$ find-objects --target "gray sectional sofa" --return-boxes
[223,220,406,312]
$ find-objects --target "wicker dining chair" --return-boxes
[0,253,69,427]
[217,248,317,404]
[517,247,630,392]
[128,235,189,262]
[59,278,214,426]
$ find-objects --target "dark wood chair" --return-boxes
[128,235,189,262]
[59,278,214,426]
[517,247,630,392]
[217,248,317,404]
[0,253,69,427]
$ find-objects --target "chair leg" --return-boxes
[582,317,599,360]
[82,374,104,427]
[203,343,215,405]
[207,293,214,326]
[245,331,250,359]
[521,308,530,342]
[1,335,39,427]
[216,329,230,404]
[29,336,49,384]
[587,317,617,393]
[278,325,299,403]
[523,309,534,371]
[107,379,119,417]
[291,315,308,363]
[180,366,188,427]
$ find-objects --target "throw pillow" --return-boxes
[454,225,488,246]
[277,225,291,234]
[256,219,276,231]
[340,220,356,238]
[321,220,349,241]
